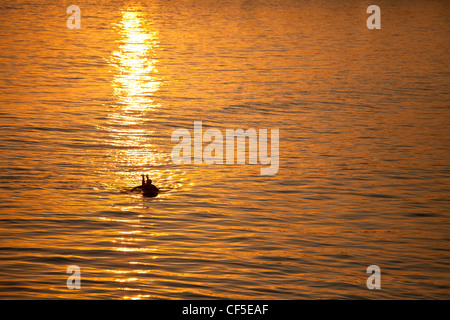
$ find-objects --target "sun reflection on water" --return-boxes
[94,6,188,198]
[101,7,171,299]
[102,6,172,184]
[111,10,160,107]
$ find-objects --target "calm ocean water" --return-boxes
[0,0,449,299]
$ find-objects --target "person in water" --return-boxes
[130,174,159,197]
[143,175,159,197]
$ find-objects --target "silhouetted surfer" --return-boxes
[143,175,159,197]
[130,174,159,197]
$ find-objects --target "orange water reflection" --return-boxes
[103,7,170,185]
[110,10,160,107]
[104,7,165,299]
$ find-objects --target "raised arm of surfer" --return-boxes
[130,174,146,192]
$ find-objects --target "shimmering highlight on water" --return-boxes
[0,0,449,299]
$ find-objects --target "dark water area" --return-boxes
[0,0,449,299]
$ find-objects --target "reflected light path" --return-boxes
[102,7,171,299]
[104,7,169,182]
[111,10,160,107]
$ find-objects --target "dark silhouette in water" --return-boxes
[130,174,159,197]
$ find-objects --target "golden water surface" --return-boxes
[0,0,449,299]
